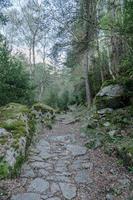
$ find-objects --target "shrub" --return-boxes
[0,39,34,106]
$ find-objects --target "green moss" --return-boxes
[0,137,7,145]
[33,103,56,114]
[0,103,32,179]
[2,119,25,131]
[11,139,19,150]
[0,102,56,180]
[0,103,29,120]
[0,162,9,179]
[102,79,118,87]
[11,155,25,178]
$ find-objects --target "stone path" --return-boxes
[4,114,132,200]
[10,115,93,200]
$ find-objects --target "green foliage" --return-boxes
[0,162,9,179]
[73,80,86,105]
[0,39,34,106]
[0,0,11,25]
[100,13,113,30]
[11,155,25,178]
[120,57,133,78]
[83,105,133,167]
[33,103,56,113]
[120,0,133,75]
[57,90,70,110]
[123,0,133,36]
[45,88,71,111]
[44,88,59,109]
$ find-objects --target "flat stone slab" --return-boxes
[11,193,41,200]
[59,182,77,199]
[47,198,61,200]
[75,170,93,184]
[27,178,49,193]
[47,174,71,183]
[66,144,87,156]
[37,140,50,148]
[30,162,52,170]
[21,164,35,178]
[51,182,60,194]
[38,169,49,177]
[48,134,75,143]
[36,140,50,154]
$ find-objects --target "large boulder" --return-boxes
[95,84,128,109]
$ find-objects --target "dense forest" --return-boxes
[0,0,132,108]
[0,0,133,199]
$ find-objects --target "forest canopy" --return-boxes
[0,0,132,109]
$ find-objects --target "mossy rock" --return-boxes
[32,103,56,114]
[2,119,26,135]
[0,102,56,179]
[95,95,128,109]
[32,103,56,129]
[0,103,35,179]
[95,84,131,109]
[0,162,9,179]
[0,103,29,120]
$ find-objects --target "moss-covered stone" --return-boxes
[32,103,56,114]
[0,103,33,179]
[0,162,9,179]
[0,102,56,179]
[94,84,130,109]
[95,95,127,109]
[32,103,56,129]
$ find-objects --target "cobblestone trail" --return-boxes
[7,114,133,200]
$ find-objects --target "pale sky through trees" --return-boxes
[9,0,46,63]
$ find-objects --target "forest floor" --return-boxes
[0,113,133,200]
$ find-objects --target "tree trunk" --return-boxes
[32,38,36,77]
[109,0,125,78]
[107,44,116,80]
[83,51,92,105]
[29,47,32,78]
[82,0,96,105]
[38,37,46,102]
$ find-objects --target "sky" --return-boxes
[11,0,42,7]
[3,0,64,66]
[8,0,48,64]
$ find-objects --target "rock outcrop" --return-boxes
[0,102,55,179]
[95,84,128,109]
[0,103,35,179]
